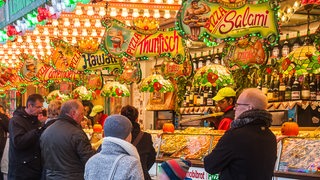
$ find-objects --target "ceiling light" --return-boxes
[47,50,52,55]
[26,36,32,43]
[72,37,77,44]
[36,37,41,43]
[95,20,101,27]
[12,43,17,49]
[87,6,94,16]
[84,19,91,27]
[75,6,83,15]
[15,49,21,55]
[43,28,49,35]
[167,0,174,4]
[143,9,150,17]
[29,44,34,49]
[82,29,88,36]
[8,59,12,64]
[155,0,162,3]
[63,28,68,36]
[63,18,70,26]
[99,7,106,16]
[110,8,117,17]
[8,50,12,54]
[142,0,149,3]
[132,9,139,18]
[17,36,23,43]
[39,51,45,56]
[33,29,39,35]
[91,29,97,36]
[122,8,128,17]
[74,18,81,27]
[4,55,8,59]
[52,19,59,26]
[46,44,51,49]
[153,10,160,18]
[45,37,50,43]
[72,29,78,36]
[0,50,4,55]
[164,10,171,19]
[38,44,43,49]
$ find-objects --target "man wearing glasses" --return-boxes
[8,94,46,180]
[204,88,277,180]
[212,87,236,130]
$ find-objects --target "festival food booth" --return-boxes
[0,0,320,179]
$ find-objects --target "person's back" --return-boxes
[40,100,94,180]
[85,115,144,180]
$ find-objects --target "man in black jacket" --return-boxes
[40,99,95,180]
[0,105,9,180]
[204,88,277,180]
[8,94,45,180]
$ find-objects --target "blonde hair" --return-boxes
[48,100,62,118]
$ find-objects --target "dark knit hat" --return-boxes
[104,115,132,140]
[161,158,191,180]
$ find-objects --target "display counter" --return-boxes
[147,128,320,179]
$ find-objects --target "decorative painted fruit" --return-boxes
[115,88,123,96]
[162,123,174,133]
[281,122,299,136]
[207,72,218,84]
[281,58,291,71]
[153,82,163,91]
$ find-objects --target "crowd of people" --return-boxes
[0,87,278,180]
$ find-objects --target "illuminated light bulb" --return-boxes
[293,1,301,9]
[47,50,52,55]
[29,44,34,49]
[110,8,117,17]
[45,37,50,43]
[36,37,41,43]
[4,55,8,59]
[63,18,70,26]
[130,0,138,2]
[39,51,45,56]
[12,54,16,59]
[75,6,83,15]
[24,49,28,53]
[52,19,59,26]
[100,30,105,36]
[178,0,182,4]
[87,6,94,16]
[1,59,4,63]
[0,50,4,55]
[91,29,97,36]
[84,19,91,27]
[16,49,21,54]
[153,9,160,18]
[8,50,12,54]
[33,29,39,35]
[125,20,131,26]
[132,9,139,18]
[155,0,162,3]
[26,36,32,43]
[8,59,12,64]
[281,16,288,22]
[286,8,293,14]
[82,29,88,36]
[53,28,59,36]
[46,44,51,49]
[63,37,68,42]
[99,7,106,16]
[142,0,149,3]
[74,18,81,27]
[164,10,171,19]
[12,43,17,49]
[122,8,128,17]
[43,28,49,35]
[21,44,26,49]
[63,28,68,36]
[143,9,150,17]
[17,36,23,43]
[72,29,78,36]
[38,44,43,49]
[95,20,101,27]
[72,37,77,44]
[167,0,174,4]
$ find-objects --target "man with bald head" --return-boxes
[204,88,277,180]
[40,100,95,180]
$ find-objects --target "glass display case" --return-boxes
[276,137,320,174]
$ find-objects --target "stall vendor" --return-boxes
[212,87,236,130]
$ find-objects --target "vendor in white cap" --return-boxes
[212,87,236,130]
[90,105,108,126]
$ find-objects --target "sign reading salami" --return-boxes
[176,0,279,43]
[103,21,186,60]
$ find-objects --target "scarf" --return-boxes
[231,109,272,129]
[103,137,140,160]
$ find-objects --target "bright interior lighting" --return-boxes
[167,0,174,4]
[155,0,162,3]
[95,20,101,27]
[143,9,150,17]
[122,8,128,17]
[153,10,160,18]
[72,29,78,36]
[52,19,59,26]
[82,29,88,36]
[87,6,94,16]
[132,9,139,17]
[43,28,49,35]
[164,10,171,19]
[99,7,106,16]
[110,8,117,17]
[63,18,70,26]
[74,19,81,27]
[75,6,83,15]
[84,19,91,27]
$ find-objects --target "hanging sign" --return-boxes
[36,64,81,82]
[176,0,279,43]
[223,37,267,66]
[161,56,193,79]
[102,19,187,61]
[81,50,121,72]
[119,61,142,84]
[18,53,39,82]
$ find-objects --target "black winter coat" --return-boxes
[204,119,277,180]
[0,113,9,159]
[40,115,95,180]
[131,122,156,180]
[8,107,43,180]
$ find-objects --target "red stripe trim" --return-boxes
[168,160,186,178]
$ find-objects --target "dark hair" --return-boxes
[26,94,44,106]
[121,105,138,123]
[225,97,236,105]
[82,100,93,116]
